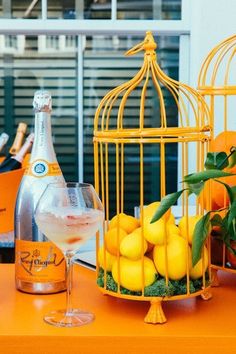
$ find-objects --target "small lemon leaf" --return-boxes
[184,170,235,184]
[227,200,236,228]
[221,217,232,248]
[230,186,236,200]
[228,147,236,169]
[150,189,185,223]
[192,212,211,267]
[188,181,205,196]
[210,213,223,227]
[205,152,228,170]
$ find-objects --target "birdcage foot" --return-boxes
[211,268,220,287]
[144,300,166,324]
[200,288,212,300]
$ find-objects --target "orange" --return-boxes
[206,131,236,209]
[211,131,236,161]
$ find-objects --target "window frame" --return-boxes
[0,0,191,182]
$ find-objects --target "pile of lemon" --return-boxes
[98,202,208,292]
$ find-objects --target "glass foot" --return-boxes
[44,309,95,327]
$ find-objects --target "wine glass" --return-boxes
[34,182,104,327]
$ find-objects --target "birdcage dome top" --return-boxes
[198,34,236,94]
[94,32,211,142]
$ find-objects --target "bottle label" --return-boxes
[25,159,61,177]
[15,239,65,283]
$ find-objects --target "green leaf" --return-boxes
[184,170,235,184]
[220,214,232,246]
[192,212,211,267]
[230,186,236,200]
[210,213,223,227]
[214,179,234,204]
[205,152,228,170]
[227,147,236,169]
[150,189,185,223]
[227,200,236,227]
[188,181,205,196]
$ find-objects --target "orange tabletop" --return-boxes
[1,264,236,354]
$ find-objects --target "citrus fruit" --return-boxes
[109,213,140,234]
[210,131,236,209]
[98,246,116,271]
[211,179,233,209]
[143,201,171,222]
[104,227,127,255]
[143,215,166,245]
[211,131,236,166]
[153,234,190,280]
[167,223,180,236]
[178,215,202,245]
[190,246,208,279]
[167,213,175,224]
[112,256,157,291]
[120,228,148,260]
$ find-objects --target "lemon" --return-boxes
[143,216,166,245]
[112,256,157,291]
[178,215,202,245]
[142,201,171,222]
[153,234,190,280]
[167,223,180,237]
[98,246,116,271]
[167,213,175,224]
[190,246,208,280]
[120,228,148,260]
[104,227,127,255]
[109,213,140,234]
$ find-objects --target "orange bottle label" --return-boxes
[15,239,65,283]
[25,159,61,177]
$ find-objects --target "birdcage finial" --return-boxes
[125,31,157,56]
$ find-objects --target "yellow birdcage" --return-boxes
[94,32,212,324]
[198,34,236,285]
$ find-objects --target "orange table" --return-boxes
[1,264,236,354]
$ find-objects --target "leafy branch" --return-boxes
[151,149,236,267]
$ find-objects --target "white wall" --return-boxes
[189,0,236,90]
[189,0,236,141]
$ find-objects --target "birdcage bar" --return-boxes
[95,32,212,323]
[198,34,236,284]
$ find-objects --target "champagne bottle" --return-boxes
[15,90,66,294]
[0,132,9,153]
[0,133,34,173]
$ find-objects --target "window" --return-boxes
[0,0,184,212]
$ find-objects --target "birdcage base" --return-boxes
[144,300,166,324]
[210,268,220,287]
[200,288,212,300]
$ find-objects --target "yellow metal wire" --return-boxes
[198,34,236,279]
[94,32,211,323]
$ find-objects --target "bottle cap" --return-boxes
[33,90,52,113]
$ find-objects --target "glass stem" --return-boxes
[65,252,74,315]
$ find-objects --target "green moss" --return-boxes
[144,277,174,297]
[97,267,208,297]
